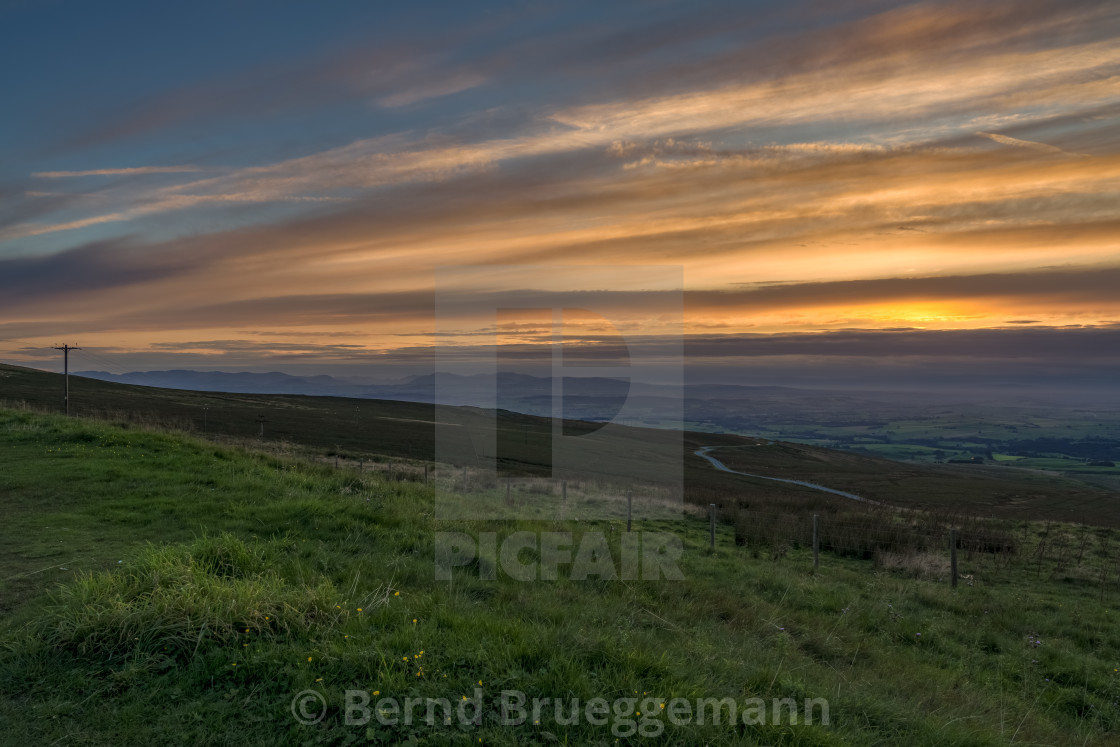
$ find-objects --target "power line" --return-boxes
[72,348,130,378]
[51,344,81,415]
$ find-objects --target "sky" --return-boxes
[1,0,1119,389]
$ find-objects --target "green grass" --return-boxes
[2,409,1120,744]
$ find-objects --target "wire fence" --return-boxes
[730,508,1017,558]
[727,505,1118,596]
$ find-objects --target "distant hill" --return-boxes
[74,368,884,416]
[75,369,651,413]
[76,369,371,397]
[48,365,1120,481]
[3,361,1118,526]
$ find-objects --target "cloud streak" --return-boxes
[976,132,1080,156]
[32,166,207,178]
[11,0,1119,242]
[3,0,1119,370]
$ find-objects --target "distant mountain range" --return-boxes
[74,368,810,423]
[76,369,366,396]
[74,369,630,400]
[77,369,379,398]
[67,367,1120,473]
[75,367,1119,437]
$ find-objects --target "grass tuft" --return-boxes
[34,534,341,662]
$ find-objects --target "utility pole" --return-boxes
[52,345,80,415]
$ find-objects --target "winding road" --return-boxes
[694,445,878,504]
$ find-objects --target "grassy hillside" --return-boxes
[2,362,1118,526]
[1,408,1119,744]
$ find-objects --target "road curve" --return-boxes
[694,445,878,504]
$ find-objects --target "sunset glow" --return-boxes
[2,0,1118,383]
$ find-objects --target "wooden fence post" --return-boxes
[950,529,959,588]
[626,490,633,532]
[709,504,716,551]
[813,514,819,570]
